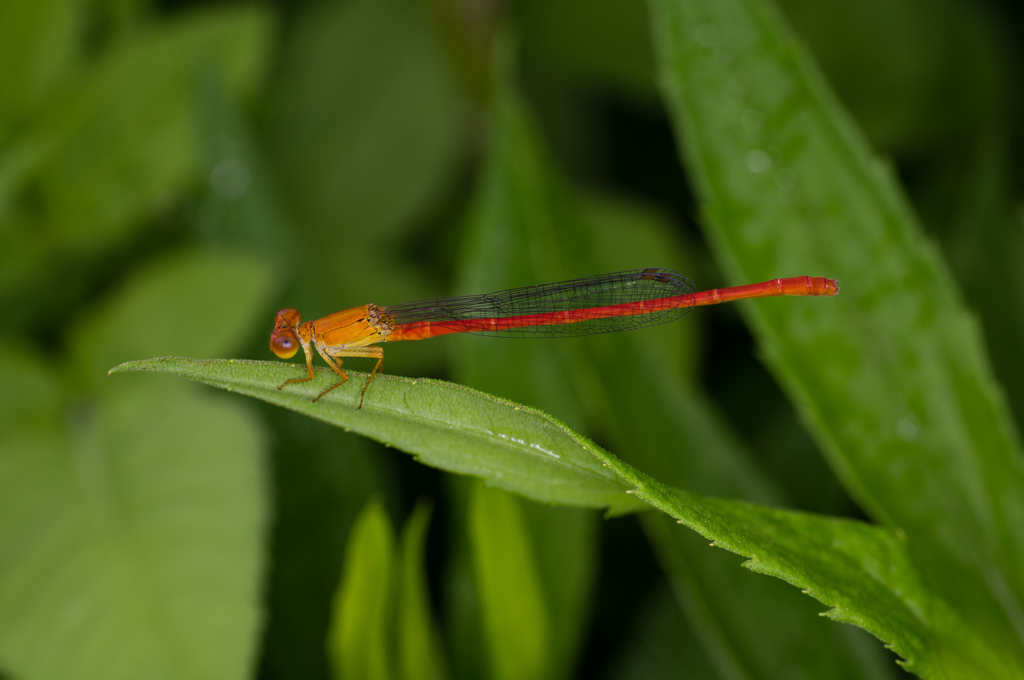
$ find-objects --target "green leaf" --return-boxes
[108,352,1005,675]
[640,514,900,678]
[327,498,396,680]
[108,357,647,515]
[632,479,1014,679]
[649,0,1024,667]
[397,503,450,680]
[469,486,550,680]
[0,372,266,680]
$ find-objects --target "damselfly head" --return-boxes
[270,308,302,359]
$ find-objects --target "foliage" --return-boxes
[3,0,1023,678]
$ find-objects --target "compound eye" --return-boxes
[271,334,299,359]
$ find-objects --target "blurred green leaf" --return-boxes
[397,503,449,680]
[71,250,274,384]
[328,498,396,680]
[0,0,82,136]
[323,499,448,680]
[511,0,660,173]
[260,414,390,680]
[95,0,148,38]
[0,6,272,309]
[605,586,716,680]
[0,230,273,678]
[517,502,597,680]
[773,0,1005,156]
[263,0,460,304]
[515,0,657,102]
[37,6,270,247]
[442,478,489,680]
[194,68,297,260]
[109,357,647,515]
[469,486,549,680]
[0,341,62,425]
[942,134,1024,430]
[649,0,1024,668]
[0,372,266,680]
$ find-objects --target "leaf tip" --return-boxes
[107,361,139,376]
